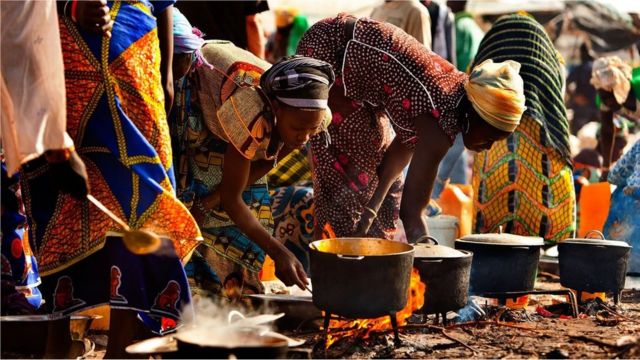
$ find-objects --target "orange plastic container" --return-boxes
[577,182,611,237]
[259,255,277,281]
[438,184,474,237]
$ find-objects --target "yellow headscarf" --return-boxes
[590,56,632,105]
[464,59,527,133]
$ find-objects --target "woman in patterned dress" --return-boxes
[22,1,201,356]
[297,13,527,243]
[170,10,335,296]
[471,14,576,242]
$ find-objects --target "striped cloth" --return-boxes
[471,14,571,166]
[267,148,312,189]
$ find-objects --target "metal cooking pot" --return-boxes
[309,238,414,319]
[174,330,289,359]
[126,331,292,359]
[413,236,472,314]
[455,233,544,294]
[0,314,71,357]
[559,230,631,297]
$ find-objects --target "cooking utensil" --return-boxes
[245,294,322,331]
[558,230,630,299]
[309,238,414,319]
[87,194,161,254]
[174,329,289,359]
[413,236,472,314]
[455,232,544,294]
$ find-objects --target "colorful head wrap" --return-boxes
[172,8,211,71]
[465,59,526,133]
[260,55,335,111]
[275,7,300,28]
[591,56,632,105]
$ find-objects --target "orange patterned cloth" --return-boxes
[21,1,201,276]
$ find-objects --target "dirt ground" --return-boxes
[76,277,640,359]
[285,279,640,359]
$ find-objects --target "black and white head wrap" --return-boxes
[260,55,335,110]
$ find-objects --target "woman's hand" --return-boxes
[354,207,377,237]
[271,245,309,290]
[74,0,113,37]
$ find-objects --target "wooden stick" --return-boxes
[569,335,620,349]
[440,329,479,354]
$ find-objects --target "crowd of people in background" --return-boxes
[1,0,638,356]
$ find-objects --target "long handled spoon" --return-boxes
[87,194,162,255]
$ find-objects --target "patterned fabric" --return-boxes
[607,140,640,189]
[267,148,312,188]
[465,59,526,133]
[40,235,192,334]
[21,0,201,277]
[604,140,640,273]
[1,162,42,311]
[473,116,576,242]
[471,14,572,165]
[171,43,275,297]
[297,14,467,238]
[271,182,315,272]
[193,41,276,161]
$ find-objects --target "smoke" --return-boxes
[454,297,486,323]
[176,296,285,347]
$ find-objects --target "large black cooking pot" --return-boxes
[0,314,72,357]
[309,238,414,318]
[559,230,630,294]
[414,236,472,314]
[455,233,544,294]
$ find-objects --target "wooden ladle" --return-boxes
[87,194,162,255]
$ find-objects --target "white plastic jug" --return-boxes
[426,215,459,248]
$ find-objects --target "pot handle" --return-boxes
[585,230,606,240]
[336,254,365,260]
[511,246,531,250]
[416,235,439,245]
[419,259,443,263]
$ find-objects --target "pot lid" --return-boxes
[561,230,631,248]
[457,233,544,246]
[561,238,630,248]
[414,236,468,258]
[414,243,467,258]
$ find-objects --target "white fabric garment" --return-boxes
[1,0,74,176]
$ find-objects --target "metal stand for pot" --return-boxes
[476,289,579,318]
[322,312,401,347]
[575,290,621,305]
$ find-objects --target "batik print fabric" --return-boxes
[40,235,192,334]
[297,14,467,238]
[1,163,42,311]
[604,140,640,273]
[269,148,315,272]
[21,0,200,277]
[471,14,576,242]
[171,42,275,297]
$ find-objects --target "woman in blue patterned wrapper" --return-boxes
[170,9,335,298]
[604,140,640,274]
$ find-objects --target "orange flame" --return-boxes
[325,268,426,348]
[322,222,337,239]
